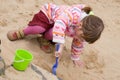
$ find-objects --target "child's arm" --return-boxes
[71,38,84,66]
[52,12,69,44]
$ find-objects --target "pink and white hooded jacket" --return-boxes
[41,3,88,60]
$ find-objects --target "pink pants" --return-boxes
[23,25,53,40]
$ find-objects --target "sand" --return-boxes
[0,0,120,80]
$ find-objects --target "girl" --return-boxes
[7,3,104,67]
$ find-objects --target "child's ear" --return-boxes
[82,6,92,14]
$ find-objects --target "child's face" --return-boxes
[75,22,84,40]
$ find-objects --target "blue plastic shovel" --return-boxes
[52,43,60,75]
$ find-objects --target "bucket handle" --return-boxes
[14,59,24,63]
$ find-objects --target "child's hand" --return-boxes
[54,43,63,58]
[55,52,62,61]
[73,60,84,67]
[55,52,62,57]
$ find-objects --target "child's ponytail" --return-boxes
[82,6,92,14]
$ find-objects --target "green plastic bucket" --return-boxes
[13,49,33,71]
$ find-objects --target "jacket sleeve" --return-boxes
[52,17,68,57]
[71,37,84,60]
[52,12,69,44]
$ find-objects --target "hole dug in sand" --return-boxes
[83,50,105,71]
